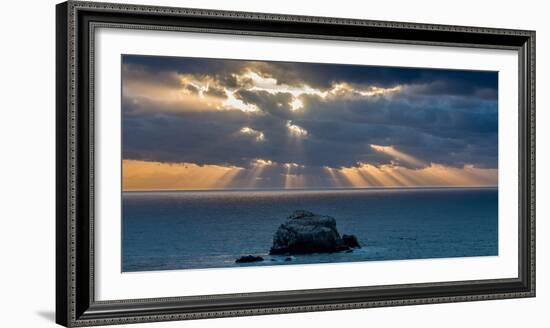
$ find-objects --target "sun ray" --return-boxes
[323,166,346,188]
[370,144,426,168]
[356,165,385,186]
[241,159,275,188]
[338,167,370,187]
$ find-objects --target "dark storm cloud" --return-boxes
[123,97,393,168]
[203,85,227,98]
[234,89,295,119]
[183,83,200,95]
[123,54,497,98]
[122,54,250,90]
[122,60,183,89]
[121,55,498,170]
[295,93,498,168]
[123,54,250,77]
[248,61,498,99]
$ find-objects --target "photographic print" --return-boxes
[121,55,498,272]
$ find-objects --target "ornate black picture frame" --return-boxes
[56,1,535,326]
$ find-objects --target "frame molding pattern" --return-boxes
[56,1,535,326]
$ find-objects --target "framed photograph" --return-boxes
[56,1,535,326]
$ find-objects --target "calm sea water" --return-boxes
[122,188,498,272]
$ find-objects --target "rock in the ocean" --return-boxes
[235,255,264,263]
[342,234,361,248]
[269,210,361,255]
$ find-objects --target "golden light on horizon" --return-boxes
[333,162,497,188]
[123,159,496,191]
[122,160,243,191]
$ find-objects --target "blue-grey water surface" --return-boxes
[122,188,498,272]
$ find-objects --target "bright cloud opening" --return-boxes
[240,127,265,142]
[286,121,308,137]
[251,158,274,166]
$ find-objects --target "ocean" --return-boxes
[122,187,498,272]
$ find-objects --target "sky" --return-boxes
[121,55,498,191]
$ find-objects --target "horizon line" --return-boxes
[123,185,498,193]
